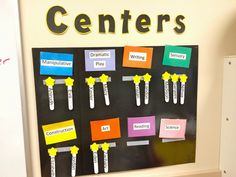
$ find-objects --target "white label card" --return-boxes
[165,124,181,131]
[129,52,147,62]
[133,123,150,130]
[93,61,106,68]
[169,52,186,60]
[89,51,111,59]
[45,126,75,137]
[41,59,73,68]
[101,125,110,132]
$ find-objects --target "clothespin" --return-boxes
[70,146,79,177]
[101,142,110,173]
[100,74,110,106]
[90,143,99,174]
[65,77,74,110]
[171,73,179,104]
[143,73,152,105]
[180,74,188,105]
[48,147,58,177]
[45,77,55,110]
[162,72,171,103]
[133,75,141,106]
[86,76,96,109]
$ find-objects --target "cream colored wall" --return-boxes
[220,56,236,177]
[19,0,236,176]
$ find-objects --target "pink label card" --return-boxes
[159,118,187,139]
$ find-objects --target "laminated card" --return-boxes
[90,118,121,141]
[40,52,74,76]
[84,49,116,71]
[162,45,192,68]
[159,118,187,139]
[42,119,77,145]
[122,46,153,69]
[128,116,156,137]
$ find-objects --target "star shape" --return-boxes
[180,74,188,83]
[70,145,79,155]
[99,74,109,83]
[162,72,171,81]
[45,77,55,87]
[87,76,96,86]
[90,143,99,152]
[101,142,110,151]
[143,73,152,82]
[133,75,141,84]
[48,147,57,157]
[65,77,74,86]
[171,73,179,82]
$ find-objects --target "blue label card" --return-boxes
[40,52,74,76]
[84,49,116,71]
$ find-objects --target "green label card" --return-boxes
[162,45,192,68]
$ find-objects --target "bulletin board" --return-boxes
[32,45,198,177]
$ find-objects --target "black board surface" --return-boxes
[32,46,198,177]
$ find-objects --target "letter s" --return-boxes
[174,15,185,34]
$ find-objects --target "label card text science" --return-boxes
[85,49,116,71]
[159,118,187,139]
[128,116,156,137]
[40,52,74,76]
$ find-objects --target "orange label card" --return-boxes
[122,46,153,69]
[90,118,121,141]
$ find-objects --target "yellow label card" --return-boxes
[42,119,77,145]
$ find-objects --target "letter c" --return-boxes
[46,6,68,34]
